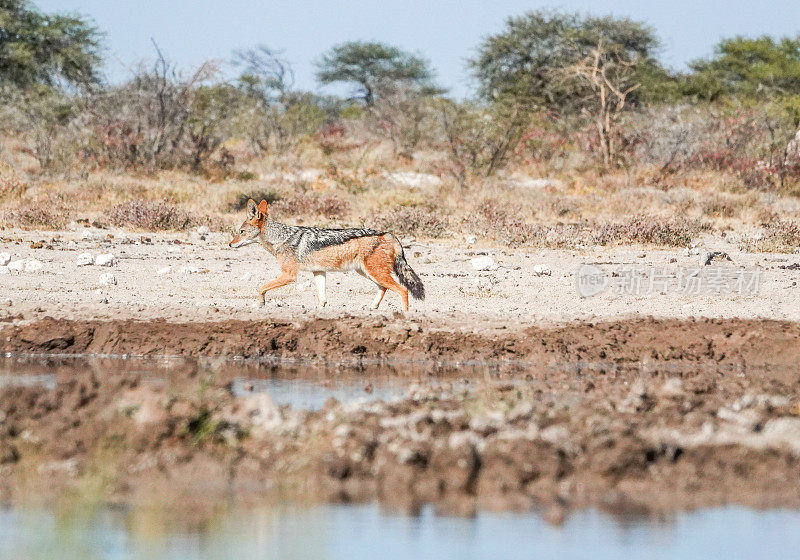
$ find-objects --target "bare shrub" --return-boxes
[0,174,27,200]
[108,200,192,230]
[593,216,708,247]
[369,82,438,157]
[437,100,528,183]
[2,201,68,229]
[271,191,349,219]
[621,105,716,175]
[367,205,449,237]
[743,216,800,253]
[83,43,226,171]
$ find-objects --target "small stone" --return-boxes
[465,234,477,245]
[470,256,498,271]
[0,252,10,266]
[240,272,252,281]
[95,253,115,266]
[533,264,551,276]
[99,272,117,286]
[703,251,733,266]
[196,225,211,236]
[157,266,172,275]
[76,253,94,266]
[23,259,43,272]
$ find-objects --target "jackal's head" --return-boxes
[229,199,268,248]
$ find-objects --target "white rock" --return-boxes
[76,253,94,266]
[470,256,498,271]
[533,264,552,276]
[196,225,211,236]
[465,235,477,245]
[157,266,172,276]
[179,266,209,274]
[167,246,182,253]
[99,272,117,286]
[95,253,115,267]
[385,171,442,188]
[7,260,24,272]
[0,252,10,266]
[80,229,95,239]
[23,259,43,272]
[240,272,252,281]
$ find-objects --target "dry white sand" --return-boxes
[1,226,798,329]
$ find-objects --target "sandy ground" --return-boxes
[1,226,798,328]
[3,227,800,517]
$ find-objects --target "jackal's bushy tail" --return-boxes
[393,251,425,300]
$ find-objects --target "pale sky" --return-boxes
[36,0,800,98]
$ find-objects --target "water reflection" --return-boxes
[1,503,799,560]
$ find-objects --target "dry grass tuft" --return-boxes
[367,205,450,237]
[108,200,193,231]
[271,191,349,219]
[593,216,708,247]
[3,201,68,230]
[743,217,800,253]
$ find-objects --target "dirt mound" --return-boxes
[3,316,799,369]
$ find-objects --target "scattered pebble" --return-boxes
[240,272,252,281]
[99,273,117,286]
[533,264,552,276]
[95,253,115,267]
[703,251,733,266]
[157,266,172,275]
[179,266,210,274]
[76,253,94,266]
[470,256,498,271]
[0,252,10,266]
[196,225,211,236]
[465,235,477,246]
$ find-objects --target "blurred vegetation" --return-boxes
[1,2,800,225]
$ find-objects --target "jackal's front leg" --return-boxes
[258,262,298,306]
[312,271,327,307]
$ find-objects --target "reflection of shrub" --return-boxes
[368,206,449,237]
[272,192,349,219]
[108,200,192,230]
[593,216,707,247]
[3,202,68,230]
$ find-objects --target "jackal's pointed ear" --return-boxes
[257,200,269,219]
[246,198,258,218]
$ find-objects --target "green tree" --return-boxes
[468,10,664,111]
[0,0,103,90]
[315,41,434,105]
[686,35,800,101]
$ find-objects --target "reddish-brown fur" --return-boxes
[231,199,417,310]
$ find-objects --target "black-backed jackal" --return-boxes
[229,199,425,310]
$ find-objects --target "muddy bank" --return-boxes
[1,354,800,518]
[3,316,800,368]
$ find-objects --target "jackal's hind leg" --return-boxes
[370,287,387,310]
[313,271,327,307]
